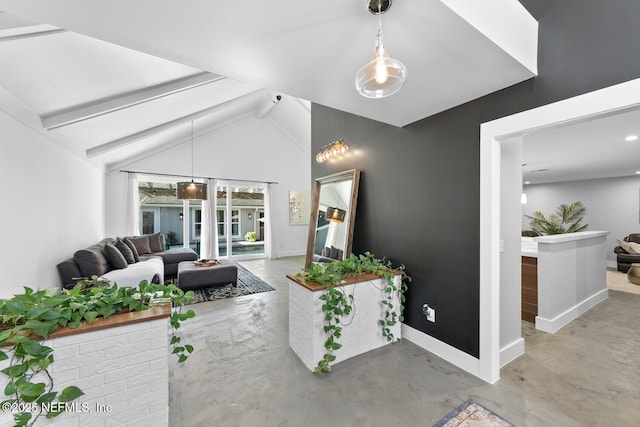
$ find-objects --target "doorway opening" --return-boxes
[479,77,640,384]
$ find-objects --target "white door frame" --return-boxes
[478,78,640,383]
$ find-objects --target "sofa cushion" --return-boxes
[115,238,136,264]
[101,257,164,288]
[128,235,152,254]
[154,247,199,265]
[57,258,82,288]
[105,243,128,270]
[123,237,140,262]
[73,245,109,278]
[148,232,165,253]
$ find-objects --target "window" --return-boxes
[231,209,239,236]
[193,209,202,238]
[217,210,225,236]
[141,210,155,234]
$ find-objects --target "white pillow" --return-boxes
[628,241,640,254]
[618,239,640,254]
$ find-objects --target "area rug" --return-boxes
[433,400,516,427]
[176,263,275,305]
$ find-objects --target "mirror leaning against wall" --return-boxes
[305,169,361,268]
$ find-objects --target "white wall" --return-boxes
[106,114,310,258]
[521,175,640,263]
[0,111,105,297]
[499,137,524,364]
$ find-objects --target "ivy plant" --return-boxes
[0,278,195,427]
[298,252,411,373]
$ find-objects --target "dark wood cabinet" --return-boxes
[521,256,538,323]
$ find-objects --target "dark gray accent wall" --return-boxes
[311,0,640,357]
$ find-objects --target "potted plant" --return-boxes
[297,252,411,373]
[245,231,257,242]
[0,279,195,425]
[166,231,178,247]
[525,201,588,235]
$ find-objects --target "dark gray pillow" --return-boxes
[73,246,109,277]
[115,238,136,264]
[104,243,128,270]
[148,232,165,253]
[123,237,140,262]
[128,236,152,255]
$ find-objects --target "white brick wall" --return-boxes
[289,275,402,371]
[0,317,169,427]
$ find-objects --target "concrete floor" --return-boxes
[168,256,640,426]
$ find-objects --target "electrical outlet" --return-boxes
[422,304,436,323]
[426,307,435,322]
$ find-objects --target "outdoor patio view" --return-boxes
[138,181,265,258]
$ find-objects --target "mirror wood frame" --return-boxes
[305,169,361,268]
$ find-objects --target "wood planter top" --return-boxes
[1,304,171,344]
[286,273,385,292]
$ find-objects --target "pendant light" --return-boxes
[176,121,207,200]
[355,0,407,98]
[326,206,346,223]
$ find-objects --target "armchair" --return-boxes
[614,233,640,272]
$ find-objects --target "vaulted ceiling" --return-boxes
[0,1,538,171]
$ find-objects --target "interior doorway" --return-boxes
[479,77,640,384]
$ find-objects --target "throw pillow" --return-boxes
[148,232,165,253]
[123,237,140,262]
[128,235,152,255]
[628,241,640,254]
[617,239,640,254]
[104,243,128,270]
[115,238,136,264]
[73,246,109,277]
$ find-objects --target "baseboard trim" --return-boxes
[500,337,524,367]
[276,250,306,258]
[401,324,482,380]
[535,288,609,333]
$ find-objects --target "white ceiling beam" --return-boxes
[0,27,65,42]
[42,72,225,130]
[86,90,263,158]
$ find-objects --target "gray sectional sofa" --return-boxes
[57,233,198,289]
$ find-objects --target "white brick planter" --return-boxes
[288,273,402,371]
[0,305,171,427]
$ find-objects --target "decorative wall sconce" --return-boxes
[179,213,184,221]
[248,212,253,220]
[315,139,349,164]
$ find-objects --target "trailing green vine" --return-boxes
[0,277,195,426]
[298,252,411,373]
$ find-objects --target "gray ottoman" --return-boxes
[177,261,238,290]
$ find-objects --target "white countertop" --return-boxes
[535,230,608,244]
[521,231,608,257]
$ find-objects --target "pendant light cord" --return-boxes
[191,120,195,182]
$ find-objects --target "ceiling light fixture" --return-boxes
[315,139,349,163]
[355,0,407,98]
[177,120,207,200]
[625,135,638,141]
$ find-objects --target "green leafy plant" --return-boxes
[0,278,195,426]
[525,201,588,235]
[245,231,256,242]
[166,231,179,247]
[298,252,411,373]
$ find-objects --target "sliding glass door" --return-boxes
[217,181,267,260]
